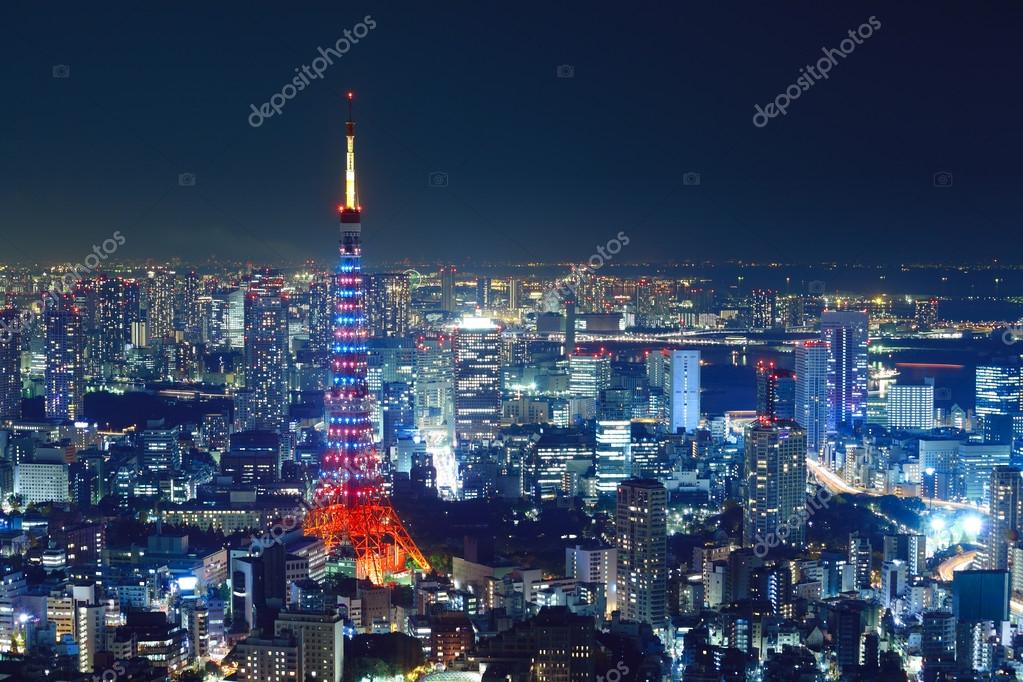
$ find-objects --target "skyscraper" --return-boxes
[475,276,491,308]
[915,297,939,330]
[848,532,872,589]
[565,544,618,617]
[987,466,1023,570]
[453,317,502,446]
[749,289,777,329]
[795,340,831,458]
[743,419,808,549]
[616,479,667,632]
[976,363,1022,439]
[0,307,20,421]
[364,272,411,339]
[887,383,935,431]
[756,361,795,421]
[181,270,202,340]
[144,268,176,344]
[507,277,518,311]
[308,276,334,362]
[274,609,344,682]
[244,273,289,432]
[96,276,137,368]
[568,352,610,402]
[415,333,455,433]
[820,310,869,427]
[45,293,85,422]
[668,349,700,433]
[439,266,456,313]
[596,419,630,496]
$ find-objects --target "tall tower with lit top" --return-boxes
[304,93,431,584]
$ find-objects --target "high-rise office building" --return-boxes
[596,420,630,496]
[563,297,577,358]
[244,274,289,432]
[380,381,415,452]
[960,443,1011,505]
[668,349,700,433]
[529,428,591,500]
[848,532,872,589]
[953,569,1010,624]
[0,308,20,421]
[415,333,455,432]
[616,479,667,632]
[144,268,176,343]
[887,383,935,431]
[820,310,869,427]
[507,277,518,311]
[987,466,1023,570]
[221,288,246,350]
[274,609,344,682]
[308,276,334,362]
[231,634,301,682]
[743,419,808,549]
[756,361,795,421]
[181,270,202,340]
[98,277,139,364]
[439,266,456,312]
[883,533,926,577]
[749,289,776,329]
[365,272,411,339]
[915,297,939,330]
[568,353,610,402]
[475,276,491,308]
[566,544,617,616]
[140,428,182,473]
[976,363,1022,440]
[45,293,85,422]
[920,610,956,670]
[795,340,830,458]
[453,317,502,445]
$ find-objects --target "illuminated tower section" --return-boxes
[305,93,431,584]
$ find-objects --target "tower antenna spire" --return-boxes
[344,91,357,210]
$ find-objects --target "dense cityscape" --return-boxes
[4,2,1023,681]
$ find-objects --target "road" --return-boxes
[806,458,988,517]
[935,550,976,581]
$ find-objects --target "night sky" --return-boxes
[1,1,1020,266]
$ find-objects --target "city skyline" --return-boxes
[3,3,1023,681]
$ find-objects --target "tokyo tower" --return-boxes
[304,92,431,585]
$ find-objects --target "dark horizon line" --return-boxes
[1,258,1020,270]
